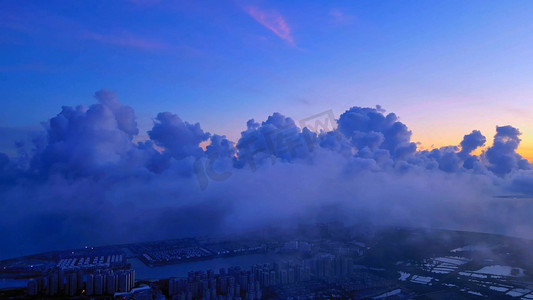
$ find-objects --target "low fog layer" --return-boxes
[1,90,532,259]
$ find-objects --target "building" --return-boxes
[27,279,38,296]
[67,272,77,296]
[94,274,103,295]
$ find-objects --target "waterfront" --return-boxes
[129,253,294,280]
[0,253,295,289]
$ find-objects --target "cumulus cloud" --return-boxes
[234,113,313,170]
[30,93,138,178]
[337,106,417,159]
[148,112,209,160]
[486,125,531,176]
[0,90,532,259]
[459,130,486,157]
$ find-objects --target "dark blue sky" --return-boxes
[2,0,533,158]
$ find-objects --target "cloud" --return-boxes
[459,130,486,158]
[148,112,210,160]
[486,125,531,176]
[329,9,355,25]
[1,90,533,259]
[95,89,139,138]
[234,113,312,170]
[0,126,42,157]
[30,92,139,179]
[244,6,295,45]
[337,106,416,159]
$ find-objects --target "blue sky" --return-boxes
[1,0,533,158]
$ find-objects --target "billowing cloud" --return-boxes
[337,106,417,159]
[148,112,209,160]
[0,90,532,260]
[244,6,295,45]
[486,126,530,176]
[234,113,313,170]
[95,89,139,138]
[459,130,486,158]
[30,92,138,178]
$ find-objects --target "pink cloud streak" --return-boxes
[244,6,294,46]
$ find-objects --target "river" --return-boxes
[0,278,29,290]
[130,253,294,280]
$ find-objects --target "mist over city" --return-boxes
[2,1,533,299]
[1,89,532,260]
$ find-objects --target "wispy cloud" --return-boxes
[329,9,355,25]
[83,32,168,51]
[244,6,295,46]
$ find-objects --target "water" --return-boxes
[130,253,292,280]
[0,278,28,290]
[0,253,294,287]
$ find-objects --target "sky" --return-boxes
[1,0,533,159]
[2,1,533,259]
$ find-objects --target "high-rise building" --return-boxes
[240,274,248,291]
[47,272,58,296]
[187,281,198,298]
[254,281,261,299]
[280,269,287,285]
[219,276,227,294]
[27,279,38,296]
[270,270,276,285]
[67,272,77,296]
[94,274,103,295]
[77,269,84,289]
[169,277,177,296]
[107,273,117,294]
[58,270,65,292]
[288,267,295,284]
[86,274,94,296]
[129,269,135,290]
[119,271,128,292]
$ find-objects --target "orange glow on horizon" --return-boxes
[416,141,533,163]
[518,145,533,163]
[409,123,533,163]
